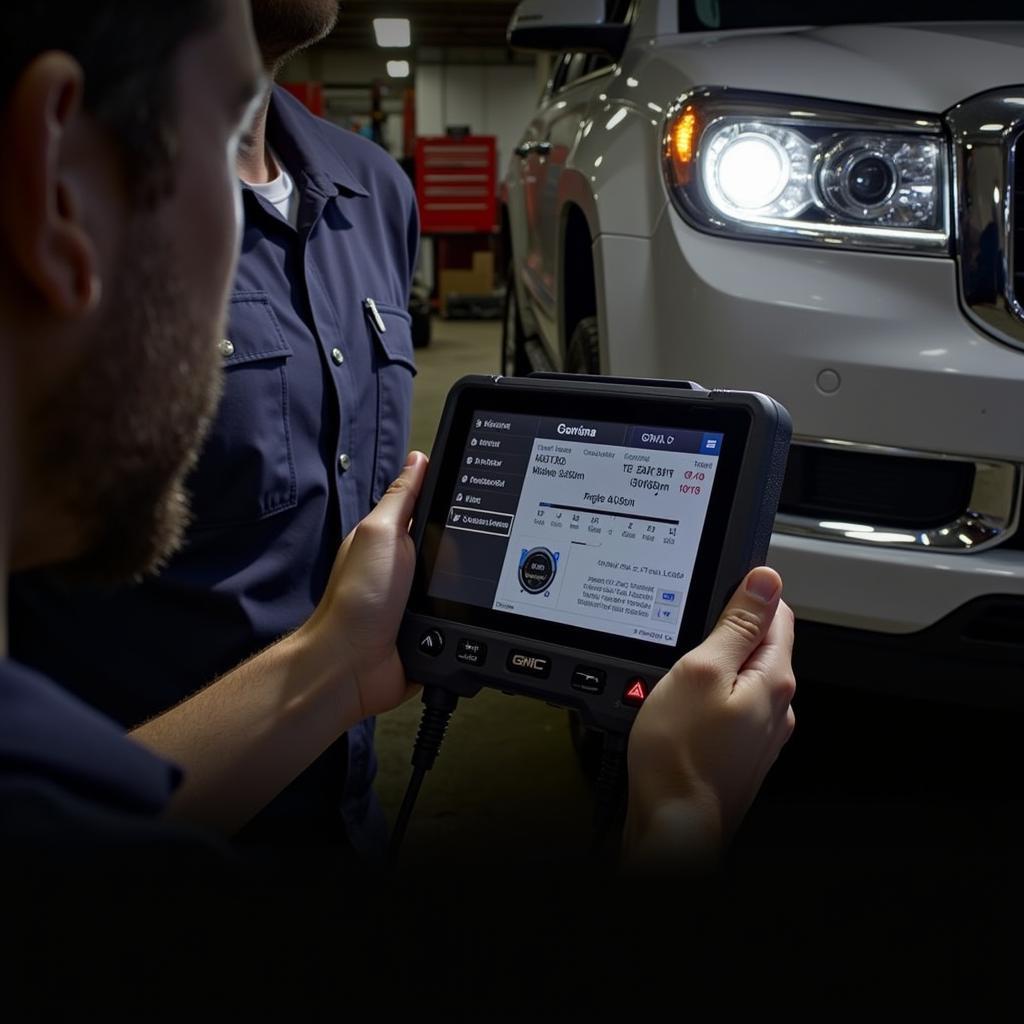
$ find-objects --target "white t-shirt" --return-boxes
[248,152,300,228]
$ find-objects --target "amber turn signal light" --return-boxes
[666,105,700,187]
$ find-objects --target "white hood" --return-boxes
[652,22,1024,112]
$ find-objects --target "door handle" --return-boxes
[515,140,554,158]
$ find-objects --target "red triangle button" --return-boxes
[623,679,647,705]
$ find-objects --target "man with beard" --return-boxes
[10,0,420,859]
[0,3,797,999]
[0,0,796,883]
[0,0,437,855]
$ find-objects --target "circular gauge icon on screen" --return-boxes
[518,547,557,594]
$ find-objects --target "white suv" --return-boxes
[502,0,1024,703]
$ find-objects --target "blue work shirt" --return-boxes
[9,87,419,856]
[0,657,199,854]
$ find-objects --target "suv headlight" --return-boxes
[663,88,949,255]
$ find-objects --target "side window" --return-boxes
[549,52,573,94]
[561,52,590,89]
[586,2,635,76]
[550,2,635,95]
[605,0,635,23]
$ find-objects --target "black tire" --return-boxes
[565,314,601,375]
[501,265,532,376]
[410,307,431,349]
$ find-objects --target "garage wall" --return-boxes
[279,49,540,288]
[281,50,541,177]
[282,48,384,82]
[415,63,539,179]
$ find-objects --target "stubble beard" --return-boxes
[29,217,224,585]
[249,0,340,69]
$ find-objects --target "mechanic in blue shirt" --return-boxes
[0,0,432,868]
[0,0,795,881]
[9,0,419,857]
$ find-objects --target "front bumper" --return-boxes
[793,597,1024,709]
[769,531,1024,633]
[592,214,1024,635]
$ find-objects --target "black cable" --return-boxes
[591,730,628,860]
[389,766,426,861]
[387,686,460,866]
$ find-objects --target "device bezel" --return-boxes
[407,380,754,671]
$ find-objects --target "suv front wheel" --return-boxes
[501,266,532,376]
[565,315,601,375]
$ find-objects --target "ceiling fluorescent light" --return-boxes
[373,18,411,47]
[386,60,411,78]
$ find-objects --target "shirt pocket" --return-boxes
[186,291,298,527]
[367,300,417,504]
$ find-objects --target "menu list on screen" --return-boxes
[427,410,723,647]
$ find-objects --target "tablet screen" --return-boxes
[427,410,723,647]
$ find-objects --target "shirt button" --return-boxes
[331,348,345,366]
[338,453,352,472]
[219,338,235,357]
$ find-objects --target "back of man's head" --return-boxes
[2,2,222,199]
[1,1,263,584]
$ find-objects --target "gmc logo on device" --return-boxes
[507,650,551,678]
[512,654,541,669]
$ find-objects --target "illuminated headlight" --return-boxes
[704,123,812,217]
[663,89,949,255]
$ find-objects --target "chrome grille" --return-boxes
[949,89,1024,350]
[1014,134,1024,318]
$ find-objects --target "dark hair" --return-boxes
[2,1,222,200]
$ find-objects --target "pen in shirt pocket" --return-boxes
[364,297,387,333]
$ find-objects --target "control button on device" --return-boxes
[622,677,648,706]
[418,629,445,656]
[571,667,606,695]
[456,638,487,666]
[507,650,551,678]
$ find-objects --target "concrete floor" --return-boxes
[374,317,593,862]
[373,319,1024,989]
[376,321,1024,872]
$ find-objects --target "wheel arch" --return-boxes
[559,200,599,364]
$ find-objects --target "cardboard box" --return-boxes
[439,251,495,316]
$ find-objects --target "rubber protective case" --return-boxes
[398,374,791,734]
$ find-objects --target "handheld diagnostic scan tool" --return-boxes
[398,374,792,736]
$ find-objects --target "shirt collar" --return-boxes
[264,85,371,199]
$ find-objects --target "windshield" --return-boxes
[680,1,1024,31]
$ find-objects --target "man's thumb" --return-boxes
[375,450,428,525]
[698,567,783,676]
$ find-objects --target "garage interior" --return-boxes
[5,2,1024,1007]
[269,2,1024,871]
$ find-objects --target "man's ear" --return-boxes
[3,52,103,317]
